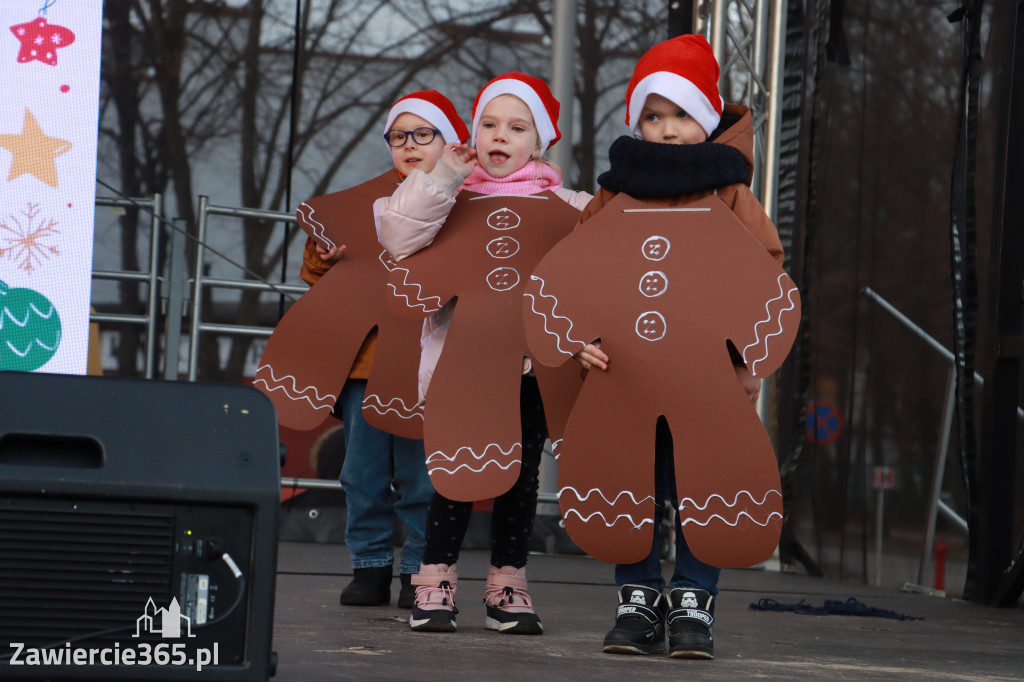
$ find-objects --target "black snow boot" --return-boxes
[666,587,715,659]
[397,572,416,609]
[602,584,667,655]
[339,566,392,606]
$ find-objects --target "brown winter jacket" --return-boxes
[579,103,784,267]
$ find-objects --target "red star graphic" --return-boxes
[9,17,75,66]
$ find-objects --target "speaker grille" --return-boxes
[0,498,175,648]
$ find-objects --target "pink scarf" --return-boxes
[460,160,563,196]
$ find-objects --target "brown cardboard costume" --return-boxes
[254,171,426,438]
[387,191,583,502]
[522,192,800,567]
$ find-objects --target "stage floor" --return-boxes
[271,541,1024,681]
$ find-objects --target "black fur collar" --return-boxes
[596,136,749,198]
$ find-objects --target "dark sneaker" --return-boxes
[602,584,667,655]
[409,563,458,632]
[339,566,392,606]
[397,572,416,609]
[667,588,715,659]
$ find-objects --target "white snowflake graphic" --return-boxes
[0,203,60,273]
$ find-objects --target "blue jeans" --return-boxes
[615,418,721,595]
[338,379,432,574]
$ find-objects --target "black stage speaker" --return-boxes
[0,372,279,681]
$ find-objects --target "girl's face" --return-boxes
[387,112,445,177]
[474,95,540,178]
[638,93,708,145]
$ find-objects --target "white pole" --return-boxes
[919,368,957,584]
[710,0,728,63]
[762,0,788,223]
[550,0,577,176]
[875,487,885,587]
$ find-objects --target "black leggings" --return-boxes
[421,375,548,569]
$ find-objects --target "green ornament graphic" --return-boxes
[0,279,62,371]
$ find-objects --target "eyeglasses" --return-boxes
[384,127,442,148]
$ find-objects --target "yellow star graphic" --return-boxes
[0,109,72,188]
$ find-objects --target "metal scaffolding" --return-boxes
[694,0,787,222]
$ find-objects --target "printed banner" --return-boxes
[0,0,102,374]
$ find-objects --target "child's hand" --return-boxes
[734,364,761,404]
[316,243,347,264]
[443,142,477,178]
[574,342,609,372]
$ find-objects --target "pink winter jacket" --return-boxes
[375,159,592,402]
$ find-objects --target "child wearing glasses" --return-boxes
[298,91,469,610]
[376,73,592,635]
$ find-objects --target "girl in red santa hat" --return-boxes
[376,72,592,635]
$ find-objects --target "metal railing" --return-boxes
[281,476,560,506]
[91,195,304,380]
[91,195,163,379]
[859,287,1024,586]
[186,196,305,381]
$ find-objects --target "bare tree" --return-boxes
[571,0,664,191]
[218,0,559,380]
[99,0,242,375]
[97,0,672,380]
[462,0,666,191]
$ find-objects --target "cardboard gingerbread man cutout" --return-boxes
[523,192,800,567]
[388,191,583,502]
[254,171,425,438]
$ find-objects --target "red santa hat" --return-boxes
[471,72,561,154]
[625,35,724,139]
[383,90,469,147]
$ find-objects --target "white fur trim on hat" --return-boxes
[472,79,558,154]
[384,99,460,147]
[628,71,724,139]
